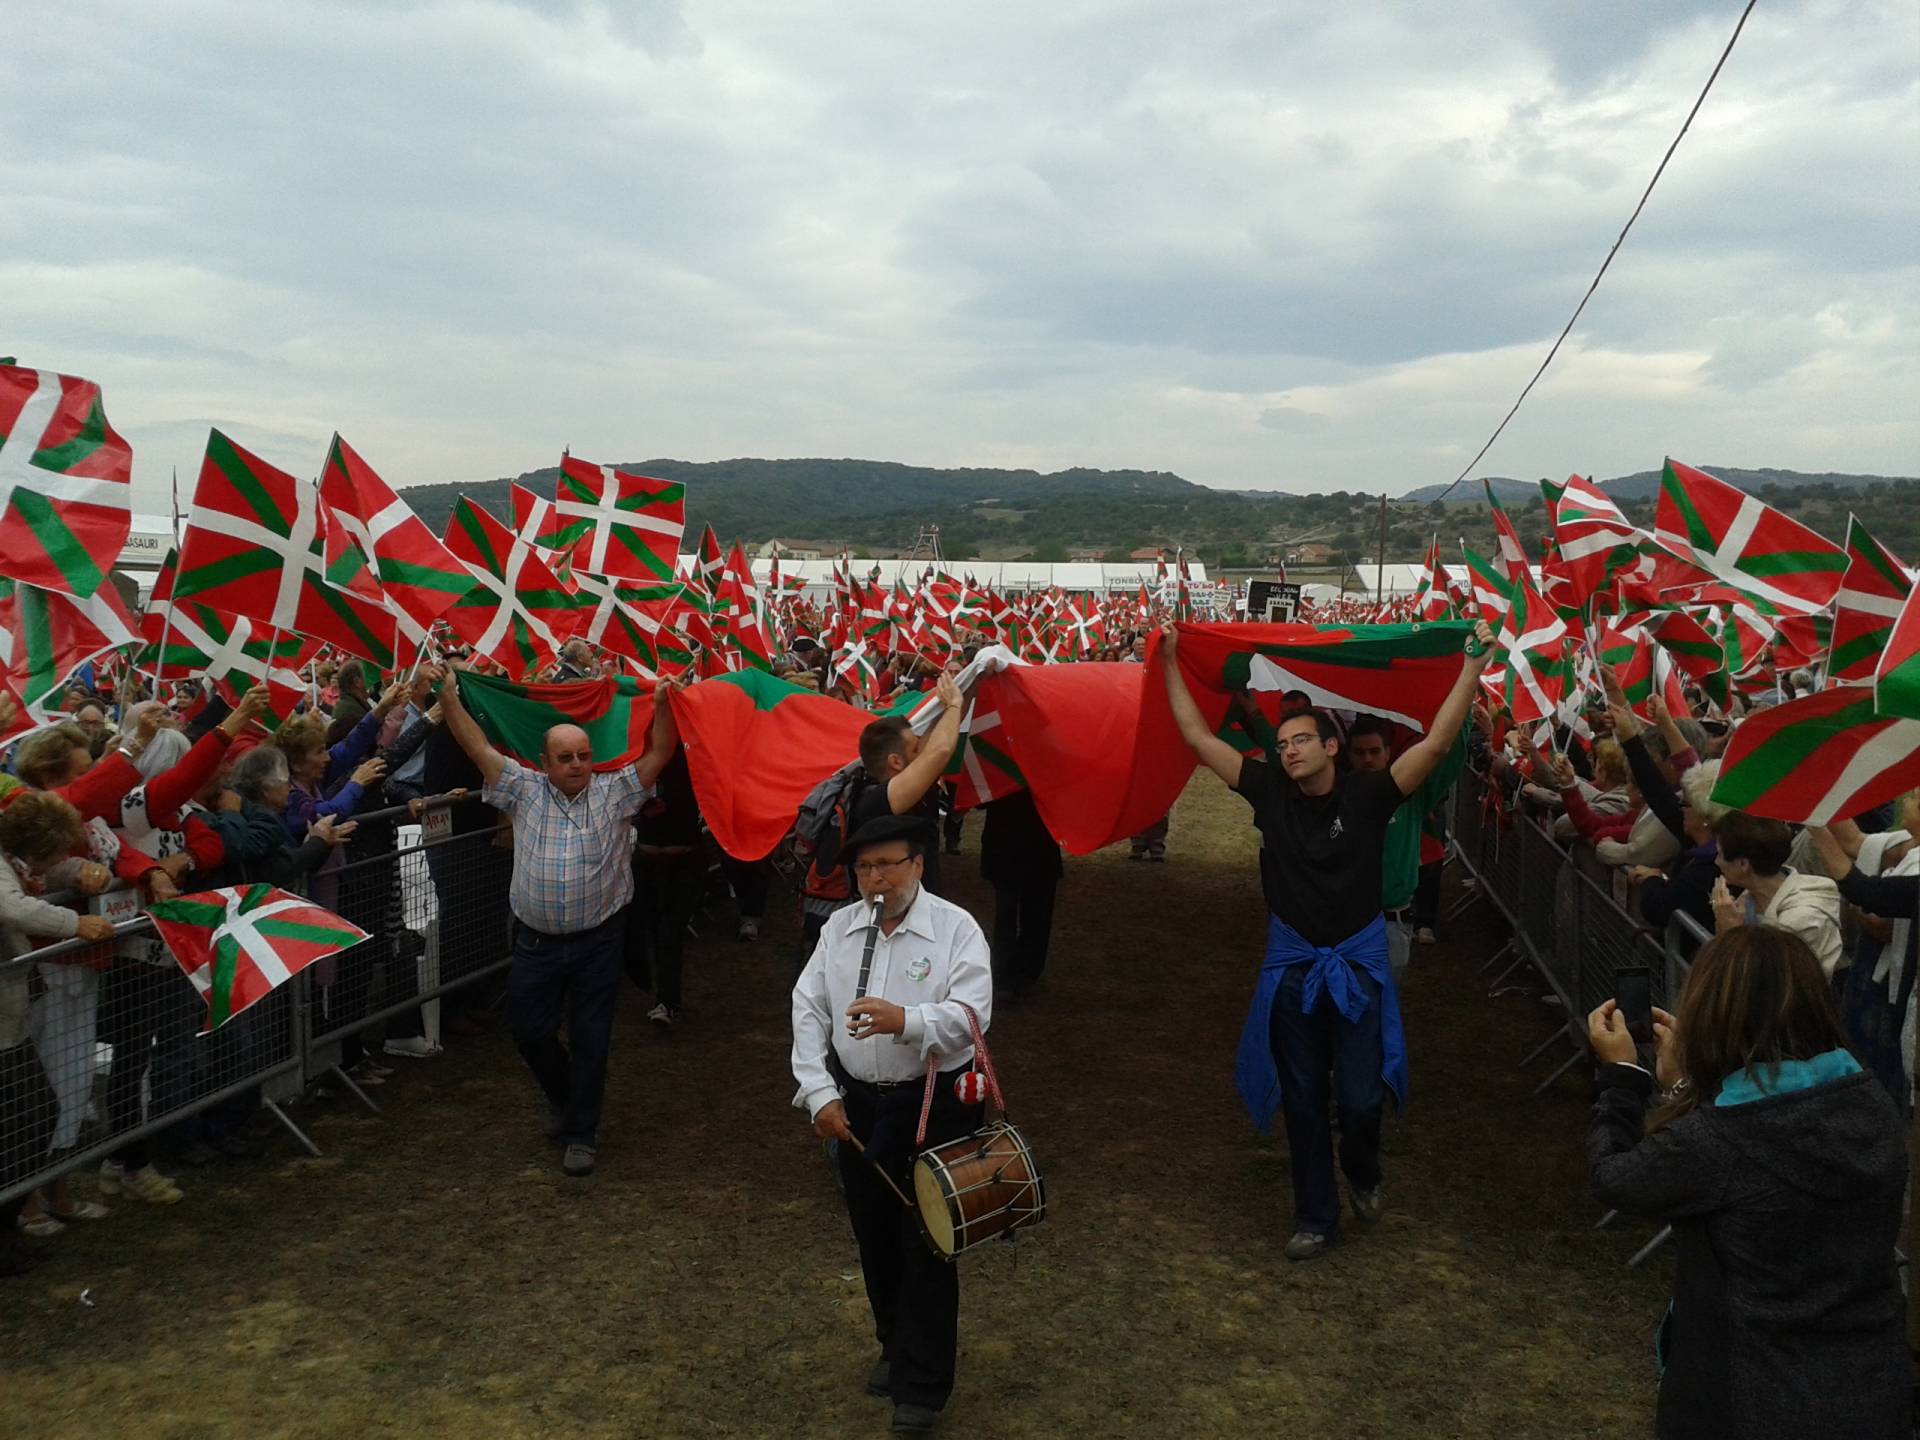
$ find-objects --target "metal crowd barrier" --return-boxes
[1,799,513,1208]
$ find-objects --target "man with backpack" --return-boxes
[795,673,966,965]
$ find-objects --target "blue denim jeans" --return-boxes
[507,912,625,1147]
[1267,964,1386,1237]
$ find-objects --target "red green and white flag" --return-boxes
[0,363,133,599]
[319,435,476,641]
[450,667,657,771]
[1544,473,1642,607]
[1710,686,1920,824]
[1875,581,1920,722]
[149,884,368,1032]
[1654,459,1846,616]
[1826,516,1913,687]
[1483,481,1531,588]
[1495,567,1570,725]
[1410,537,1454,622]
[441,498,579,676]
[571,569,683,679]
[0,576,141,721]
[555,455,685,583]
[1460,542,1514,622]
[140,550,314,725]
[175,430,399,667]
[717,543,773,672]
[510,481,583,553]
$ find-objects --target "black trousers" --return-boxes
[835,1071,981,1412]
[0,1040,56,1197]
[991,875,1058,991]
[722,856,770,922]
[624,852,705,1008]
[1412,860,1442,929]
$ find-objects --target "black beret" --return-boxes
[843,814,933,861]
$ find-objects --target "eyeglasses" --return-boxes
[853,855,916,878]
[1276,734,1326,752]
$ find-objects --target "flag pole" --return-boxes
[148,464,183,705]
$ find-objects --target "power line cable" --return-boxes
[1428,0,1758,505]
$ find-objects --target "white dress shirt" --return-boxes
[790,885,994,1120]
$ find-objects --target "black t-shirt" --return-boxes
[635,752,702,849]
[1234,756,1405,946]
[849,774,943,895]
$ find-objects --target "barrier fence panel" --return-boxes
[307,821,515,1056]
[1,930,302,1208]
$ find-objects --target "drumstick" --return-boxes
[843,1133,917,1211]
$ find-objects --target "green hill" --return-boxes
[401,459,1920,571]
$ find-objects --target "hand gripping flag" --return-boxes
[175,430,399,666]
[319,435,476,641]
[1710,687,1920,825]
[0,363,133,598]
[149,884,368,1032]
[1826,516,1913,687]
[441,497,579,676]
[0,576,141,723]
[1654,459,1847,616]
[141,551,314,726]
[555,454,686,583]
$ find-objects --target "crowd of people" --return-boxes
[4,626,1917,1437]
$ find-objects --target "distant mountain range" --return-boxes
[399,459,1920,570]
[1405,467,1918,505]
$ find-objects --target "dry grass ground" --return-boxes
[1,775,1672,1439]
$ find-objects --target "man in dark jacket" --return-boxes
[978,790,1061,1001]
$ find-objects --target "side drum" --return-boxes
[912,1121,1047,1260]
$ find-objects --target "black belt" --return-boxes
[1384,907,1414,923]
[831,1055,970,1096]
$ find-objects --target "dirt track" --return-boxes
[1,776,1670,1439]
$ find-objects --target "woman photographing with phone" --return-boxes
[1585,927,1908,1440]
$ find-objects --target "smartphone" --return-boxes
[1615,967,1654,1048]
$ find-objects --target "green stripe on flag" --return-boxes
[9,489,106,596]
[176,545,282,599]
[207,431,291,539]
[454,504,502,576]
[254,918,365,947]
[210,934,241,1029]
[1710,694,1883,810]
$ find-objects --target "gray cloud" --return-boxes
[1,0,1913,516]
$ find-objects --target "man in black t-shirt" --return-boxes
[1161,620,1493,1261]
[848,671,966,900]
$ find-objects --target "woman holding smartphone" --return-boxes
[1585,926,1908,1440]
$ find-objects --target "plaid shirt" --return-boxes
[483,765,652,934]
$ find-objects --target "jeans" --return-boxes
[507,912,625,1147]
[1385,919,1411,981]
[1268,964,1386,1237]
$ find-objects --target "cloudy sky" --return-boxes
[4,0,1915,514]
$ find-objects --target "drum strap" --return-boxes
[915,1002,1004,1149]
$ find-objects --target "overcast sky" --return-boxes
[4,0,1915,514]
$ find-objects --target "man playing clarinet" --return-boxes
[790,814,993,1435]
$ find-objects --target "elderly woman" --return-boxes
[0,792,117,1241]
[1587,926,1908,1439]
[1628,760,1728,941]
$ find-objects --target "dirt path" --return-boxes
[1,776,1670,1439]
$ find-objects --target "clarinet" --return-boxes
[853,891,885,1000]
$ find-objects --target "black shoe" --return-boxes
[891,1403,938,1435]
[865,1357,891,1398]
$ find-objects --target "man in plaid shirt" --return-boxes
[441,669,685,1177]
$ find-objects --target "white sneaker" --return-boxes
[646,1003,677,1028]
[121,1166,183,1206]
[1413,926,1436,945]
[383,1037,442,1059]
[97,1160,126,1195]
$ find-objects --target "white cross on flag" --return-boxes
[554,454,686,584]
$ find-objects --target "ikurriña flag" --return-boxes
[0,362,133,599]
[1653,459,1846,616]
[149,884,369,1032]
[1709,686,1920,825]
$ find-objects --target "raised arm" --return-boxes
[636,674,687,790]
[886,672,965,815]
[1158,627,1245,786]
[436,668,508,788]
[1391,621,1495,797]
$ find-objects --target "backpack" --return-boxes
[794,760,871,903]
